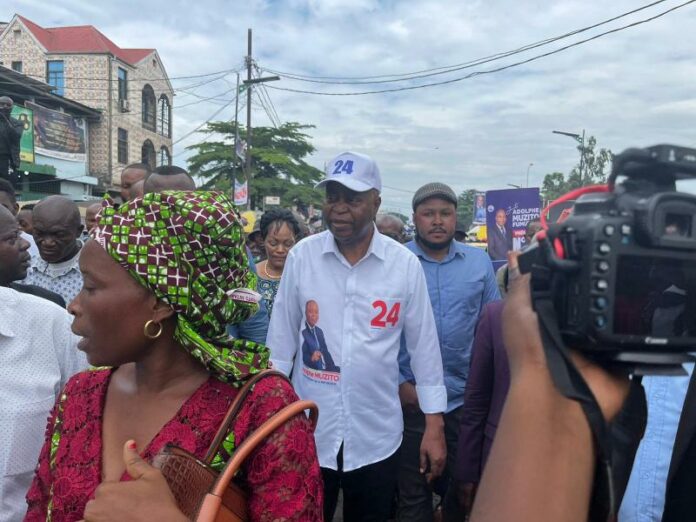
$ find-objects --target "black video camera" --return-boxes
[520,144,696,371]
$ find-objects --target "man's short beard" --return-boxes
[416,230,453,251]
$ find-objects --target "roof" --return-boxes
[17,15,154,66]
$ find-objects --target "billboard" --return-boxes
[27,102,86,162]
[234,179,248,206]
[485,188,541,270]
[472,191,486,224]
[10,105,34,164]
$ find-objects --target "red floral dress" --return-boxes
[24,369,323,521]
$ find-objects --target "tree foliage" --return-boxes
[541,136,612,202]
[456,189,479,230]
[186,122,324,209]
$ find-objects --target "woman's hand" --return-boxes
[80,441,187,522]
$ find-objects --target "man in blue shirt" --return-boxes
[398,182,499,522]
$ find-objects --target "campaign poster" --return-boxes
[485,188,541,270]
[27,102,86,162]
[10,105,34,164]
[472,191,486,224]
[234,179,248,206]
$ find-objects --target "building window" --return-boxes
[11,61,22,73]
[141,84,156,132]
[118,67,128,101]
[158,95,171,138]
[158,146,171,167]
[46,60,65,95]
[117,128,128,164]
[141,140,156,169]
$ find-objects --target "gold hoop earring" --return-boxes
[143,320,163,339]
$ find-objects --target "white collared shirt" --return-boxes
[0,287,87,521]
[268,229,447,471]
[24,242,83,305]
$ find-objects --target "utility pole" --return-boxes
[241,29,280,210]
[245,28,253,210]
[232,72,240,191]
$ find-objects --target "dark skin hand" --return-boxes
[80,441,187,522]
[469,252,629,522]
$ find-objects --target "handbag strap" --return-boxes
[209,400,318,498]
[203,369,290,464]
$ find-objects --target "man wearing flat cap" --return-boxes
[268,152,447,522]
[0,97,24,182]
[397,182,499,521]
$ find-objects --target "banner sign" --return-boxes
[485,188,541,270]
[10,105,34,164]
[234,179,248,206]
[27,102,86,162]
[472,191,486,224]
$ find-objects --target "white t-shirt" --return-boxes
[0,287,87,521]
[268,228,446,471]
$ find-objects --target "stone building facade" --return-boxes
[0,15,174,190]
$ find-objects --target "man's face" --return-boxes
[85,204,101,232]
[495,210,507,227]
[120,168,147,202]
[413,197,457,250]
[0,208,30,285]
[17,209,33,235]
[323,182,380,245]
[33,208,83,263]
[377,219,405,243]
[0,100,12,115]
[306,302,319,327]
[0,192,18,216]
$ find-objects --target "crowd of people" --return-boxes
[0,149,693,522]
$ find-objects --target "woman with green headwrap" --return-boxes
[24,191,323,522]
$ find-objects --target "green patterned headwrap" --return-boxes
[92,191,269,384]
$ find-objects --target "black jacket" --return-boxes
[0,113,24,168]
[663,370,696,521]
[9,282,67,308]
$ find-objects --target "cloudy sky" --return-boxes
[6,0,696,213]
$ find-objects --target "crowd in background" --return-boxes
[0,151,693,522]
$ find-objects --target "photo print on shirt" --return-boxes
[301,299,341,383]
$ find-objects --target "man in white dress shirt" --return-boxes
[0,286,86,521]
[268,151,447,522]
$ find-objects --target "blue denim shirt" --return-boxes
[618,363,694,521]
[399,240,500,412]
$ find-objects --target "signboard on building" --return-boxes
[10,105,34,164]
[485,188,541,271]
[264,196,280,206]
[27,102,86,162]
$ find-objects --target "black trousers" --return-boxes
[397,407,465,522]
[322,445,400,522]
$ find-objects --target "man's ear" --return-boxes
[373,191,382,217]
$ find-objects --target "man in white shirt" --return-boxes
[0,286,86,521]
[268,151,447,522]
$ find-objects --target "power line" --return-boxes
[172,97,237,146]
[264,0,696,96]
[260,0,670,84]
[16,67,240,84]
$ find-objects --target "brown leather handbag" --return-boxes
[154,370,319,522]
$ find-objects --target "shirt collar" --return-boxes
[408,239,463,264]
[0,287,18,337]
[321,225,386,263]
[31,241,83,278]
